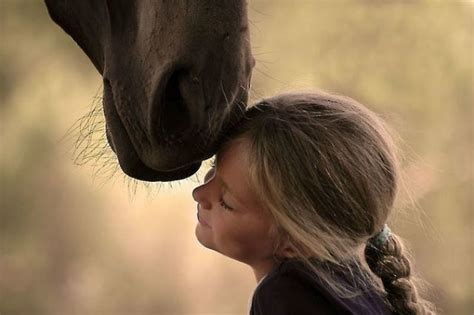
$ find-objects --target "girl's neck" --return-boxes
[251,258,279,282]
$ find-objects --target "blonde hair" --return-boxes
[220,91,436,314]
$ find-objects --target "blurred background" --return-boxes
[1,1,472,314]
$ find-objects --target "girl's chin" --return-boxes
[195,224,214,249]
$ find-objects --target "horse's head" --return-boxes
[45,0,254,181]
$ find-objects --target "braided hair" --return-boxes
[365,226,435,314]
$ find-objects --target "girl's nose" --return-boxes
[192,166,216,209]
[192,184,212,210]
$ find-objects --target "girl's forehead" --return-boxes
[216,137,250,165]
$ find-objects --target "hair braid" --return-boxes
[365,232,434,314]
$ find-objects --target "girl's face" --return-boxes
[192,138,277,266]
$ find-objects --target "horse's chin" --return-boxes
[126,160,203,182]
[106,130,209,182]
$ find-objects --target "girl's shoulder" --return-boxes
[250,258,392,315]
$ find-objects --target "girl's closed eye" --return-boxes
[219,197,233,211]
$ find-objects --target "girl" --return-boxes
[192,91,436,314]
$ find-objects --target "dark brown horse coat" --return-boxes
[45,0,255,181]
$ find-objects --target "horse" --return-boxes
[45,0,255,182]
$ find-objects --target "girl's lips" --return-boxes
[197,212,211,228]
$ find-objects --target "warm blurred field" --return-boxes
[1,1,472,314]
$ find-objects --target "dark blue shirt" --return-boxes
[250,258,392,315]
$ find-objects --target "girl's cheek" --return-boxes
[212,219,231,240]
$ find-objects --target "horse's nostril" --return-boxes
[158,69,191,140]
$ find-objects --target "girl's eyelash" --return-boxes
[219,198,233,211]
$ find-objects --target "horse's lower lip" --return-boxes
[105,127,203,181]
[138,161,202,182]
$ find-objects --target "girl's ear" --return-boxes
[275,234,298,258]
[279,244,297,258]
[270,225,298,258]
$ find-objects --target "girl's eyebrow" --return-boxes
[216,173,233,196]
